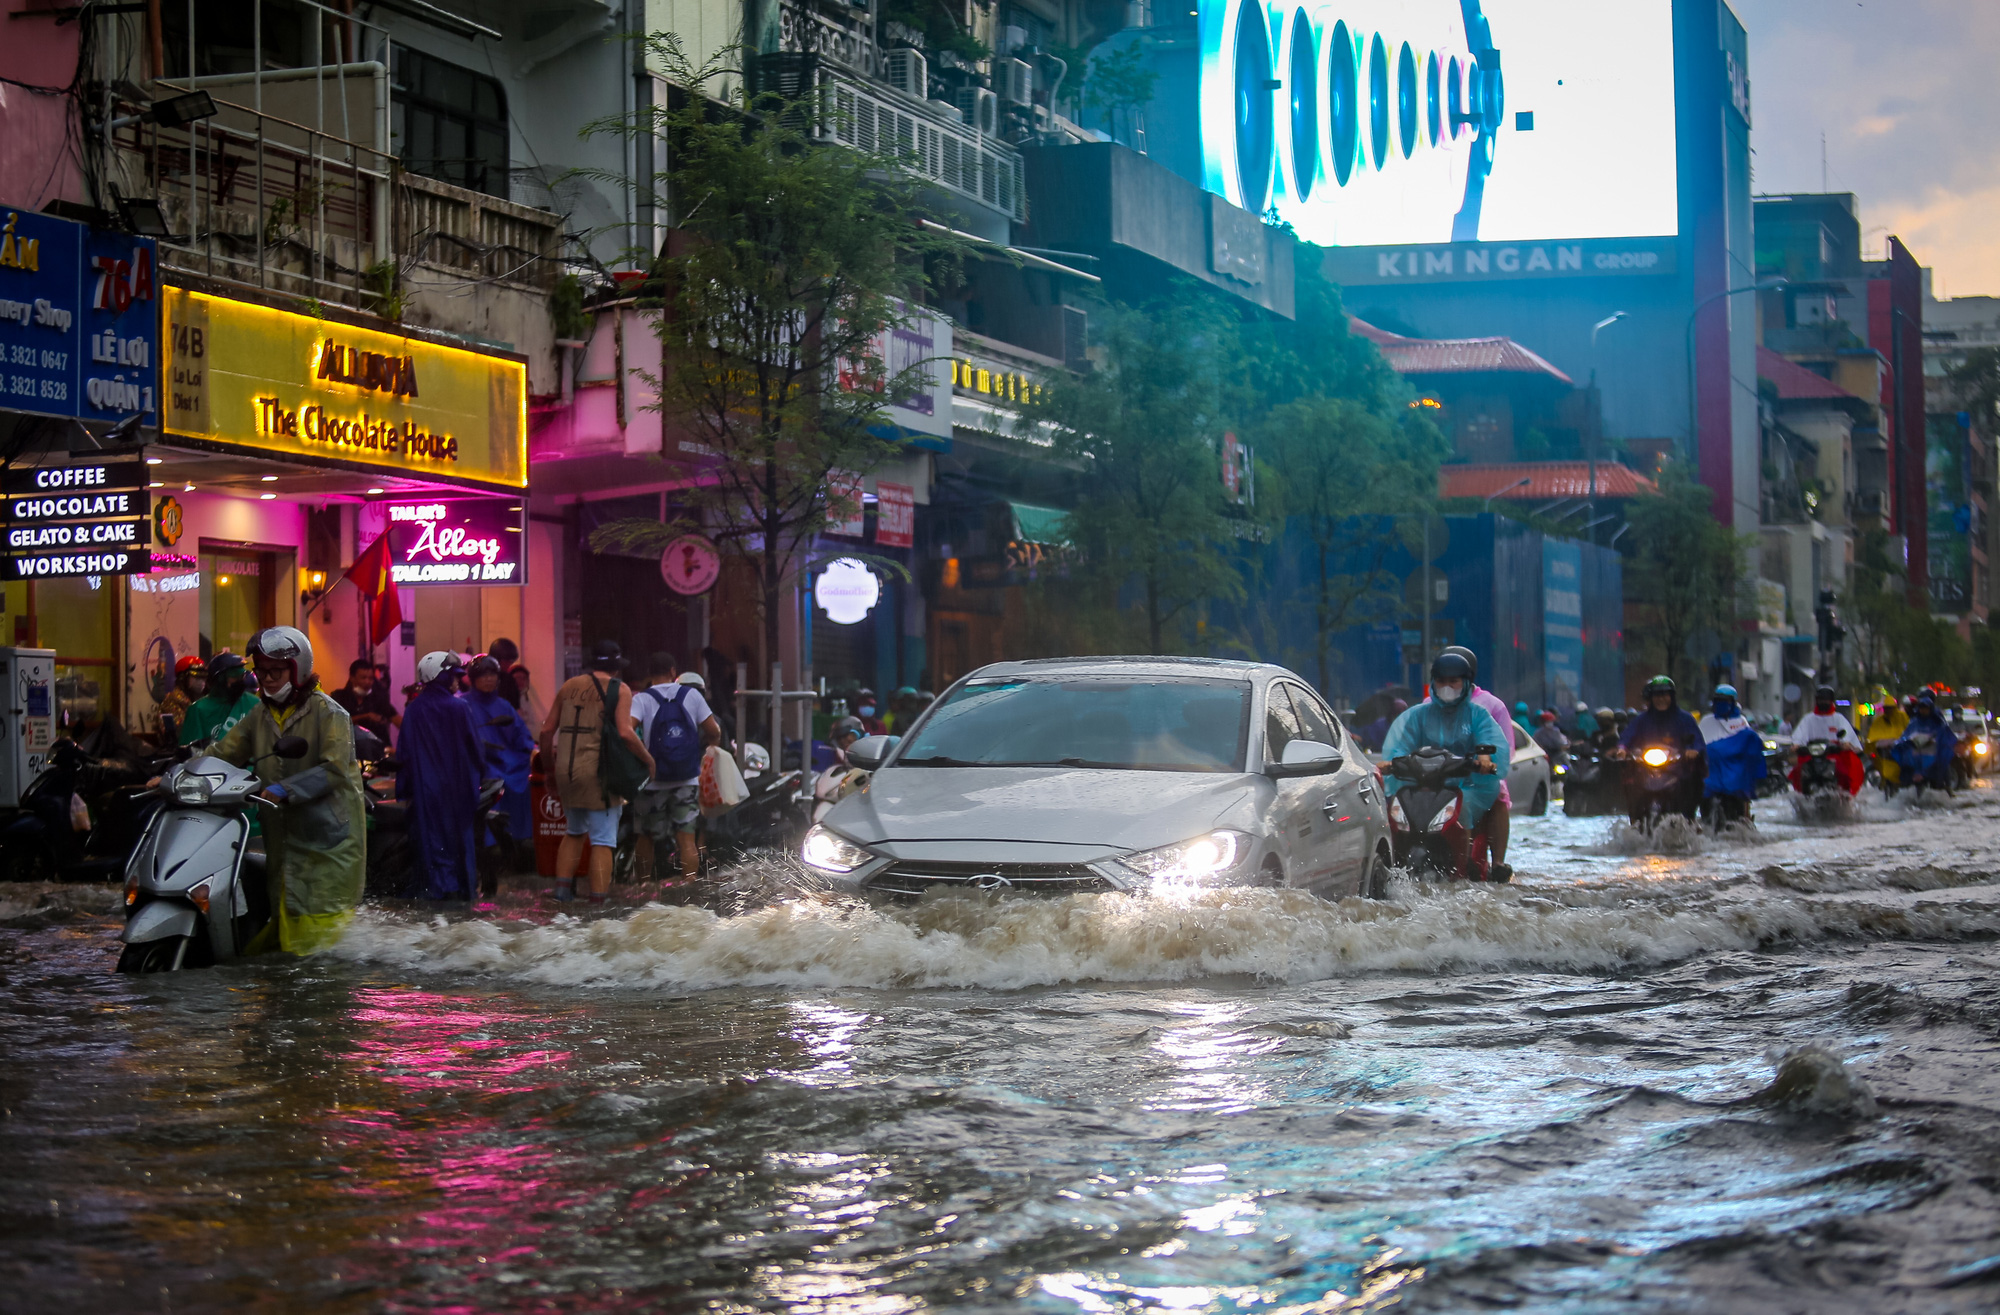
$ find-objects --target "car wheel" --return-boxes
[1528,784,1548,817]
[1257,857,1284,888]
[1364,843,1392,899]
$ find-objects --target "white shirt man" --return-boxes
[629,659,722,882]
[1791,708,1860,748]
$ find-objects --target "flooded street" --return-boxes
[5,788,2000,1314]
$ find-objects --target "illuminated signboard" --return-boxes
[0,204,159,428]
[383,498,525,585]
[0,455,150,580]
[1198,0,1678,248]
[161,288,528,489]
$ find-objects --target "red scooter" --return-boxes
[1383,744,1504,882]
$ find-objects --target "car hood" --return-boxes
[830,766,1264,853]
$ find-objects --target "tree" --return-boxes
[1624,463,1748,689]
[584,38,961,677]
[1254,398,1442,692]
[1028,293,1245,652]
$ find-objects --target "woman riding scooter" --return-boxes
[1380,652,1510,880]
[1699,683,1766,827]
[1790,685,1865,797]
[1892,693,1959,796]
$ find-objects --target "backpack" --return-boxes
[594,676,652,802]
[640,684,705,783]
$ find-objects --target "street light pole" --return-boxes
[1589,311,1629,531]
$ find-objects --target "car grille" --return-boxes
[865,860,1116,897]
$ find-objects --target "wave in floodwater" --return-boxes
[327,861,2000,992]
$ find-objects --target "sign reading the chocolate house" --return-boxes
[162,288,527,489]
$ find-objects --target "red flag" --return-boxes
[344,531,403,646]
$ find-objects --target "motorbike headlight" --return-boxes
[1553,763,1568,776]
[1387,796,1409,831]
[1641,747,1672,768]
[171,772,216,805]
[1977,743,1990,756]
[1763,740,1779,752]
[1119,830,1250,882]
[1425,796,1460,833]
[800,825,874,874]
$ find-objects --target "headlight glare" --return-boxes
[1120,830,1249,882]
[800,825,873,874]
[1641,747,1672,768]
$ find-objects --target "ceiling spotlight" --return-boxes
[145,457,162,465]
[259,493,276,500]
[260,475,278,482]
[148,481,163,489]
[183,481,195,492]
[366,487,384,495]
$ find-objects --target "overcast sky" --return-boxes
[1730,0,2000,299]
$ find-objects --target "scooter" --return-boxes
[115,735,309,973]
[1620,743,1701,831]
[5,737,176,884]
[1560,744,1621,818]
[1384,744,1501,882]
[1892,732,1952,801]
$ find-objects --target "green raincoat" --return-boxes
[215,689,366,955]
[179,689,260,747]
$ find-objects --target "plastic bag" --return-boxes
[699,744,750,815]
[69,792,91,832]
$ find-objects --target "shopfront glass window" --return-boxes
[202,551,281,660]
[36,577,117,731]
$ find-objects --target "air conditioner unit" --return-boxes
[882,48,928,99]
[955,86,998,135]
[996,58,1034,105]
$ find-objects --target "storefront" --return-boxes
[119,276,528,733]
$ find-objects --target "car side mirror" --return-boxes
[1269,739,1342,777]
[846,735,899,771]
[273,734,310,760]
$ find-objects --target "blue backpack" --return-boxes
[640,685,704,782]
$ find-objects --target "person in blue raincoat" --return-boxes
[1893,692,1959,791]
[1382,651,1511,863]
[396,651,486,900]
[1699,683,1766,822]
[463,654,534,846]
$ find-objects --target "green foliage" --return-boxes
[549,272,591,342]
[1846,529,1971,691]
[1624,463,1749,690]
[1027,290,1247,653]
[361,259,406,323]
[1084,44,1159,117]
[1947,345,2000,422]
[580,36,966,669]
[878,0,988,60]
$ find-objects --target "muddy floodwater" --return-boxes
[4,788,2000,1314]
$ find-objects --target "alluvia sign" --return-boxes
[383,498,525,584]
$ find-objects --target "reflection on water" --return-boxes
[3,793,2000,1312]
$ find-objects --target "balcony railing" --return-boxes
[820,76,1026,223]
[110,89,563,310]
[780,1,878,76]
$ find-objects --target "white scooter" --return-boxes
[116,736,308,974]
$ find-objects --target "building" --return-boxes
[1921,277,1999,634]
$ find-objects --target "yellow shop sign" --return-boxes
[162,287,526,489]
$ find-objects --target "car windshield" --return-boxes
[897,676,1251,772]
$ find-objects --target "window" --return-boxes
[1286,685,1342,748]
[392,44,509,197]
[902,677,1250,772]
[1264,684,1305,761]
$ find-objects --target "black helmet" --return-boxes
[209,652,246,680]
[1815,684,1836,702]
[1440,645,1478,681]
[1645,675,1675,697]
[468,654,503,680]
[1430,651,1474,685]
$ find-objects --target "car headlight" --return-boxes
[1118,830,1250,882]
[171,772,216,805]
[800,824,874,874]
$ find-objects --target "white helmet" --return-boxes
[247,626,314,704]
[741,742,771,772]
[676,671,707,688]
[417,650,464,684]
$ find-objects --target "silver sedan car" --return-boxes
[799,656,1393,900]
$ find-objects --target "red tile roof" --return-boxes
[1756,346,1864,402]
[1439,461,1658,502]
[1350,316,1574,384]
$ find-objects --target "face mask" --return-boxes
[858,704,877,718]
[1433,684,1464,706]
[1815,702,1833,715]
[265,681,294,704]
[1712,700,1735,718]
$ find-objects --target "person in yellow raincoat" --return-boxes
[215,626,366,954]
[1864,692,1911,788]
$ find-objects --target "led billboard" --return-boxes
[1198,0,1678,247]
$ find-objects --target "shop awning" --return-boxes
[1011,501,1071,546]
